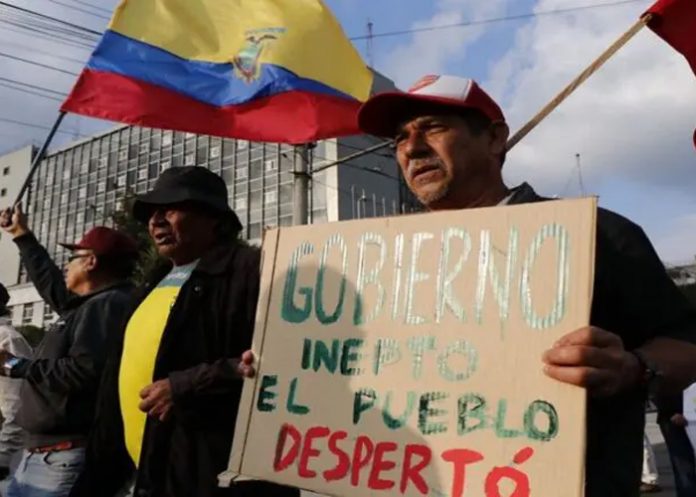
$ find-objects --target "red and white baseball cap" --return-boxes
[358,75,505,138]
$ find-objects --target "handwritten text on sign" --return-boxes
[225,199,596,497]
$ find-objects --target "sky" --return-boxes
[0,0,694,263]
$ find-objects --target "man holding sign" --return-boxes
[356,75,696,497]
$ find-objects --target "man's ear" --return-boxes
[489,122,509,157]
[84,254,99,272]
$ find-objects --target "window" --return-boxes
[162,133,172,146]
[76,212,84,224]
[210,146,221,159]
[264,191,277,205]
[80,161,89,174]
[22,304,33,325]
[43,198,51,209]
[97,181,106,193]
[137,169,148,181]
[235,197,247,210]
[184,154,195,166]
[118,150,128,161]
[237,140,248,151]
[264,159,277,172]
[98,157,108,168]
[43,303,55,325]
[160,160,171,172]
[185,132,196,139]
[117,175,126,187]
[2,166,9,175]
[60,192,68,204]
[236,166,248,180]
[139,143,149,154]
[78,187,87,199]
[0,188,6,197]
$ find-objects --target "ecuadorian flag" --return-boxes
[61,0,373,143]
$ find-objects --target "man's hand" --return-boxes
[671,413,688,427]
[542,326,637,397]
[0,205,29,238]
[139,379,173,421]
[235,350,256,378]
[0,350,15,377]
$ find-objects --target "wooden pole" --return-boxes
[506,14,652,151]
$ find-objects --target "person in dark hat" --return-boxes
[0,283,32,482]
[71,167,297,497]
[0,207,138,497]
[357,74,696,497]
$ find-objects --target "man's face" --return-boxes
[64,250,96,294]
[394,114,498,210]
[147,202,218,265]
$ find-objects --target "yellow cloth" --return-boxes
[108,0,372,101]
[119,262,197,466]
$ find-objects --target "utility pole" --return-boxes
[292,143,312,225]
[366,19,374,67]
[576,153,586,196]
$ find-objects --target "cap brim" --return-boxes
[358,92,495,138]
[58,242,83,251]
[133,187,242,230]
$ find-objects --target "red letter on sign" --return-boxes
[299,426,330,478]
[274,423,302,472]
[400,444,432,495]
[324,430,350,482]
[441,448,485,497]
[351,436,375,486]
[368,441,397,490]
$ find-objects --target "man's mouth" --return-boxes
[409,161,442,182]
[153,232,174,245]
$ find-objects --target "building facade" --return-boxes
[0,123,418,328]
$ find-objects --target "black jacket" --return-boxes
[12,233,133,448]
[71,241,299,497]
[510,184,696,497]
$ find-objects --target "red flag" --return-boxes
[645,0,696,75]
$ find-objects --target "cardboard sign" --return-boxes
[221,198,597,497]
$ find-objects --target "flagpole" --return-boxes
[292,143,312,225]
[506,13,653,151]
[13,111,67,206]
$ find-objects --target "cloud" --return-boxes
[486,0,696,198]
[382,0,512,88]
[654,212,696,264]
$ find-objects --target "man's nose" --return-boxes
[149,208,168,226]
[402,130,430,159]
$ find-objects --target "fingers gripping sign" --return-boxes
[542,326,636,397]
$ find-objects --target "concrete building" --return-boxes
[0,82,419,328]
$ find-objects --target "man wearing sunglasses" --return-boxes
[0,206,138,497]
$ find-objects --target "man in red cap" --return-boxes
[358,75,696,497]
[0,205,138,497]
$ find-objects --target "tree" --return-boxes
[111,193,164,286]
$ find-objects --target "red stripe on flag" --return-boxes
[61,69,362,144]
[646,0,696,76]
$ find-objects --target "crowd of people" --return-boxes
[0,76,694,497]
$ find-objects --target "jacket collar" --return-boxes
[63,281,134,310]
[507,182,548,205]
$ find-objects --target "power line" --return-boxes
[41,0,110,20]
[0,1,102,36]
[0,38,88,63]
[0,22,96,49]
[60,0,111,14]
[0,51,79,76]
[0,76,68,96]
[349,0,646,40]
[0,82,63,102]
[0,116,83,136]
